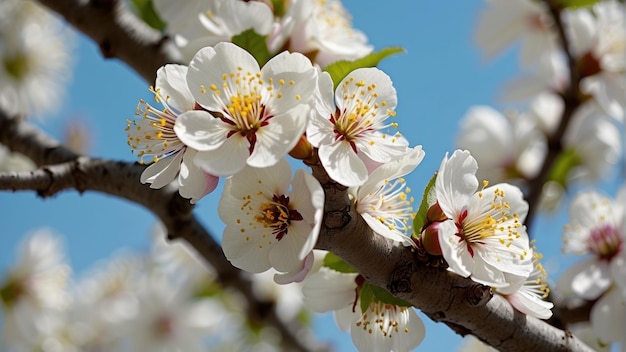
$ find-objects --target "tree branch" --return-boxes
[309,159,593,352]
[38,0,184,83]
[0,111,318,352]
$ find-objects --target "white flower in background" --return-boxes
[352,147,425,246]
[273,0,373,67]
[0,229,71,347]
[125,274,222,352]
[502,52,568,101]
[150,222,215,288]
[176,42,318,176]
[218,158,324,282]
[0,0,73,118]
[126,64,219,203]
[0,144,36,172]
[589,285,626,350]
[560,187,626,300]
[457,105,545,184]
[526,92,564,135]
[432,150,533,287]
[303,267,425,352]
[72,254,145,348]
[566,322,612,352]
[251,270,304,322]
[153,0,273,61]
[308,69,408,187]
[474,0,556,67]
[563,103,621,183]
[457,335,497,352]
[496,249,553,319]
[565,1,626,121]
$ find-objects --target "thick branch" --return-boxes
[38,0,183,83]
[0,111,316,352]
[310,160,593,352]
[525,0,583,229]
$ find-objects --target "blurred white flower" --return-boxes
[0,0,73,118]
[154,0,273,61]
[0,228,71,348]
[218,158,324,282]
[563,103,621,184]
[474,0,557,67]
[0,143,36,172]
[126,64,219,203]
[275,0,373,67]
[176,42,317,176]
[352,147,425,246]
[566,1,625,121]
[457,105,546,184]
[561,187,626,300]
[308,68,408,187]
[251,270,304,322]
[589,285,626,350]
[125,273,223,352]
[432,150,533,287]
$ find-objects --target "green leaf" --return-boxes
[323,252,358,273]
[324,47,405,88]
[359,282,412,313]
[547,148,582,188]
[412,172,438,237]
[559,0,600,9]
[131,0,165,31]
[231,29,272,67]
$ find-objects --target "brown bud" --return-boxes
[289,134,313,160]
[426,202,448,224]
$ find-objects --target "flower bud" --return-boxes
[289,134,314,160]
[426,202,448,224]
[421,222,442,256]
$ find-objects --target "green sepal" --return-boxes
[547,148,582,188]
[324,47,405,88]
[323,252,358,273]
[232,29,272,67]
[270,0,287,17]
[559,0,600,9]
[130,0,165,31]
[412,172,438,238]
[359,282,412,313]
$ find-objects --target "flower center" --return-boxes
[205,68,285,154]
[254,194,303,241]
[455,184,524,258]
[359,177,413,233]
[354,301,410,338]
[0,276,26,308]
[331,76,397,153]
[126,86,185,164]
[3,54,30,80]
[153,313,175,338]
[587,224,622,261]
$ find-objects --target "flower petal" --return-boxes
[436,150,479,219]
[178,149,219,203]
[192,135,250,176]
[318,140,368,187]
[140,151,183,189]
[174,110,229,151]
[156,64,195,112]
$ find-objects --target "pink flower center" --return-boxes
[587,224,623,261]
[255,194,303,241]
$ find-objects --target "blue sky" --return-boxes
[1,1,622,351]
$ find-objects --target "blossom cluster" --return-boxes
[0,227,305,351]
[0,0,73,118]
[465,0,624,210]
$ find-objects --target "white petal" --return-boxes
[437,220,472,278]
[302,268,357,312]
[571,259,611,300]
[156,65,195,112]
[335,68,397,113]
[274,251,315,284]
[192,136,250,176]
[178,149,219,203]
[174,110,229,151]
[436,150,479,219]
[289,169,324,258]
[318,141,368,187]
[590,288,626,343]
[506,290,554,320]
[187,43,260,108]
[140,151,183,189]
[247,104,310,168]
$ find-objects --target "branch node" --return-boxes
[388,261,414,294]
[463,284,492,307]
[324,206,351,230]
